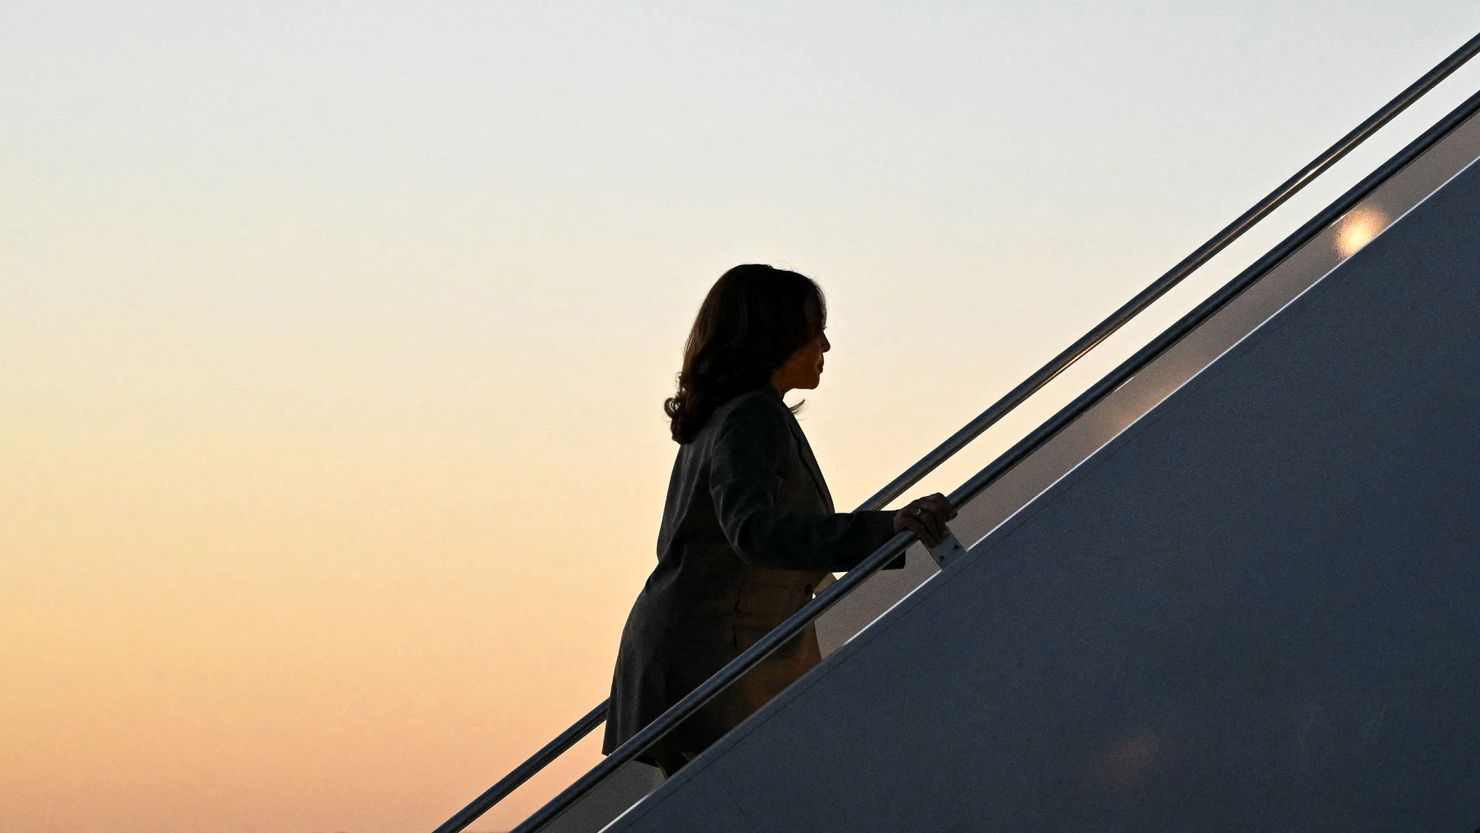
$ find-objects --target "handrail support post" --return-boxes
[925,526,969,569]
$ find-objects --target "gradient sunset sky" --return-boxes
[5,3,1479,832]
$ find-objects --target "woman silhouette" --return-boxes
[602,264,955,777]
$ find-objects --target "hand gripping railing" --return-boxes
[434,31,1480,833]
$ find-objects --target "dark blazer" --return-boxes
[603,387,897,763]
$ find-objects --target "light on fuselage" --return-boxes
[1335,208,1389,257]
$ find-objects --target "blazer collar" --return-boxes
[768,390,835,513]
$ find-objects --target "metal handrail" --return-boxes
[512,81,1480,833]
[435,31,1480,833]
[431,702,608,833]
[947,85,1480,515]
[858,30,1480,512]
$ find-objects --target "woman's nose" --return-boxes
[821,334,831,352]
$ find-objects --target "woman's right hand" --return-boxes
[892,493,957,547]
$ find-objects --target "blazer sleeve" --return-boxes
[708,397,898,571]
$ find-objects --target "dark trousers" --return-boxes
[654,749,694,779]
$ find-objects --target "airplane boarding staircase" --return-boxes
[436,33,1480,832]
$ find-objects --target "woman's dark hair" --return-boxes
[665,264,826,444]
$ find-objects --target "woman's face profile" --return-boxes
[771,329,831,394]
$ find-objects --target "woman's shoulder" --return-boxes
[714,388,785,419]
[705,389,789,438]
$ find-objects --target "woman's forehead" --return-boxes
[805,296,826,327]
